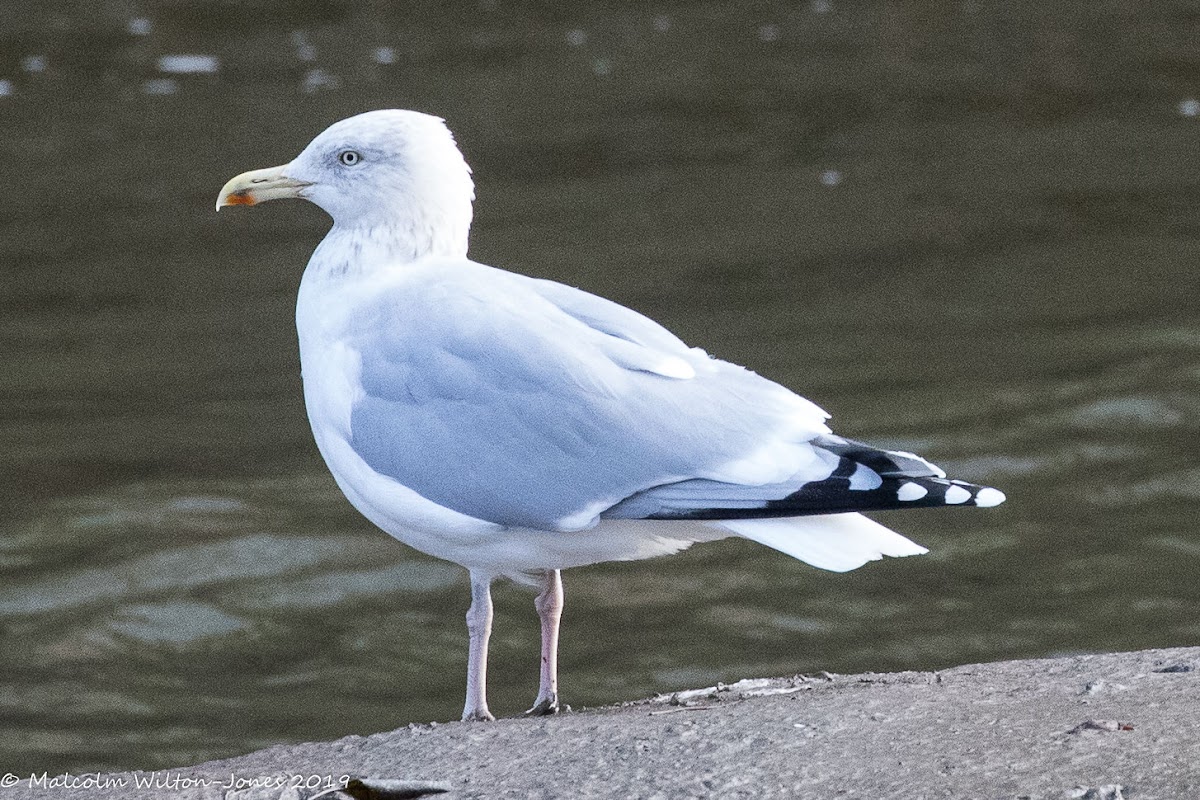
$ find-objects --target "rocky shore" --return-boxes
[6,647,1199,800]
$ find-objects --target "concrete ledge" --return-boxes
[8,647,1200,799]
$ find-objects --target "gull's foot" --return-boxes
[461,707,495,722]
[524,695,561,716]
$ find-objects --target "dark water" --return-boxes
[3,0,1200,775]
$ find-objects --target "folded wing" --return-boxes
[345,260,833,532]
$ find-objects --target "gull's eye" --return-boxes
[338,150,362,166]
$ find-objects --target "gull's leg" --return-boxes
[462,571,495,722]
[526,568,563,716]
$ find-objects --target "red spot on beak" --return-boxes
[224,192,257,207]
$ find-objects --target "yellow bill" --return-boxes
[216,164,311,210]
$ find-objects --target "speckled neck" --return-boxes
[305,219,469,282]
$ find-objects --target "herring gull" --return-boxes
[217,109,1005,721]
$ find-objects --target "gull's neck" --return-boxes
[306,219,470,282]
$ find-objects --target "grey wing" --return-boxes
[529,278,695,354]
[344,263,833,531]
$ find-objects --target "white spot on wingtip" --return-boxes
[897,482,928,501]
[944,485,971,504]
[848,463,882,490]
[974,487,1006,507]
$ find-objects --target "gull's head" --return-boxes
[217,109,475,259]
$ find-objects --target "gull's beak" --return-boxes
[216,164,311,211]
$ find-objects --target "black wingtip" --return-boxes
[645,474,1005,521]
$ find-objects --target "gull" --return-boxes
[217,109,1005,721]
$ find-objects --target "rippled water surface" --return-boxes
[3,0,1200,774]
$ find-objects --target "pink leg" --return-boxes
[461,572,495,721]
[526,569,563,715]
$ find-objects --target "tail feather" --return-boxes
[722,513,928,573]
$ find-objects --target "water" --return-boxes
[3,0,1200,775]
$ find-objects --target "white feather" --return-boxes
[721,513,928,573]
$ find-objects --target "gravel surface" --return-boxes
[7,647,1199,799]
